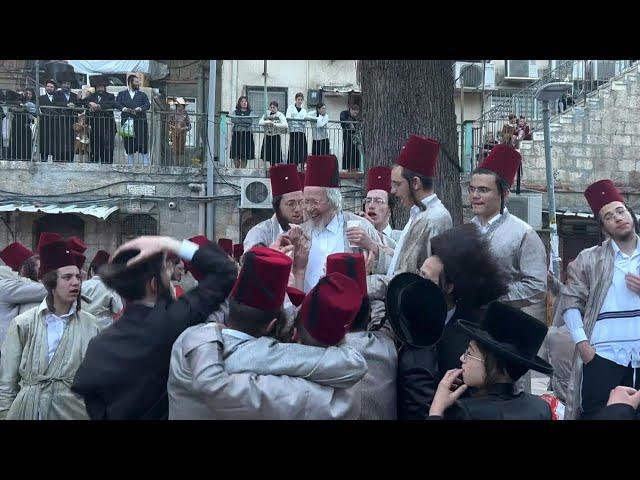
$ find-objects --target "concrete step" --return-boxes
[611,81,628,91]
[625,73,637,83]
[560,115,574,124]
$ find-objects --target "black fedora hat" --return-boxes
[58,71,76,83]
[386,272,447,347]
[457,301,553,375]
[89,75,108,88]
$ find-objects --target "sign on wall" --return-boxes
[126,184,156,196]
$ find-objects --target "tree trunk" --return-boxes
[359,60,462,227]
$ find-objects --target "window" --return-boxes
[120,214,158,241]
[245,86,288,118]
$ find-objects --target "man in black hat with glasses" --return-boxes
[83,76,116,164]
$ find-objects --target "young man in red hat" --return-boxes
[468,144,547,323]
[367,135,453,301]
[81,250,123,330]
[0,242,46,344]
[168,250,367,420]
[327,252,398,419]
[71,235,237,420]
[0,238,101,419]
[295,154,381,293]
[243,164,305,251]
[559,179,640,419]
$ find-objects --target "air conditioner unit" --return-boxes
[506,193,543,229]
[504,60,539,81]
[454,61,495,89]
[240,178,272,209]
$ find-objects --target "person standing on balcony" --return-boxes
[340,103,361,171]
[558,179,640,420]
[243,163,304,251]
[259,101,287,165]
[308,102,330,156]
[366,135,453,302]
[83,76,116,164]
[53,72,80,163]
[8,88,36,161]
[168,98,191,165]
[116,74,151,166]
[38,79,58,162]
[285,92,308,167]
[229,96,255,168]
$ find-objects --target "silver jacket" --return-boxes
[81,276,123,331]
[243,214,282,251]
[168,324,367,420]
[0,267,46,345]
[345,328,398,420]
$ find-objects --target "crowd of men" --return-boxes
[0,134,637,420]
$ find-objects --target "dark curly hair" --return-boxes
[430,223,508,310]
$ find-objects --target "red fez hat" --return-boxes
[326,253,367,298]
[286,286,306,307]
[218,238,233,257]
[270,164,302,196]
[39,239,79,277]
[67,236,87,254]
[37,232,62,252]
[90,250,110,268]
[299,273,362,346]
[72,251,86,270]
[367,166,391,193]
[478,144,522,187]
[585,179,626,216]
[185,235,213,281]
[230,247,293,311]
[305,155,340,188]
[0,242,34,271]
[298,171,306,187]
[396,135,440,178]
[233,244,244,260]
[166,252,178,262]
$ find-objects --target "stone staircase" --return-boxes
[519,63,640,212]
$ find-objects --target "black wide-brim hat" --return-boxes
[58,71,77,83]
[89,75,108,88]
[386,272,447,347]
[457,301,553,375]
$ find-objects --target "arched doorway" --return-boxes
[34,213,85,247]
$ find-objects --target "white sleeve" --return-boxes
[178,240,199,262]
[563,308,588,344]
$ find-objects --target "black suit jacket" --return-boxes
[592,404,640,420]
[83,91,116,118]
[71,244,238,420]
[115,89,150,122]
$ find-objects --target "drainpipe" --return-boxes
[206,60,217,240]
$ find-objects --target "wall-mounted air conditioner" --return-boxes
[504,60,539,81]
[240,178,272,209]
[454,61,495,89]
[507,193,543,229]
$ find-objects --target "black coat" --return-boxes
[115,89,150,122]
[592,404,640,420]
[83,91,117,136]
[396,307,483,420]
[71,244,238,420]
[430,383,553,420]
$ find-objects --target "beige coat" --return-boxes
[81,276,123,330]
[479,211,548,322]
[557,238,618,420]
[0,267,46,344]
[0,299,101,420]
[168,323,367,420]
[367,196,452,301]
[243,214,282,251]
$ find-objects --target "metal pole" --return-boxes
[460,79,465,170]
[542,99,560,277]
[34,60,39,162]
[196,61,205,157]
[206,60,217,240]
[263,60,268,114]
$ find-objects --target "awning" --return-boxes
[0,203,119,220]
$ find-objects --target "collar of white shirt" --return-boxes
[410,193,437,217]
[222,328,256,341]
[472,210,503,229]
[611,238,640,259]
[128,89,136,98]
[382,224,393,237]
[42,305,76,323]
[445,306,457,325]
[325,212,343,234]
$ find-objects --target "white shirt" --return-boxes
[387,194,437,276]
[44,306,76,364]
[47,94,53,102]
[304,212,345,292]
[128,89,136,100]
[382,224,393,237]
[564,240,640,367]
[471,211,503,235]
[445,306,457,326]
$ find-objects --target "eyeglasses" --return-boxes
[462,348,484,363]
[364,198,387,205]
[284,200,304,208]
[602,207,629,222]
[467,186,494,196]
